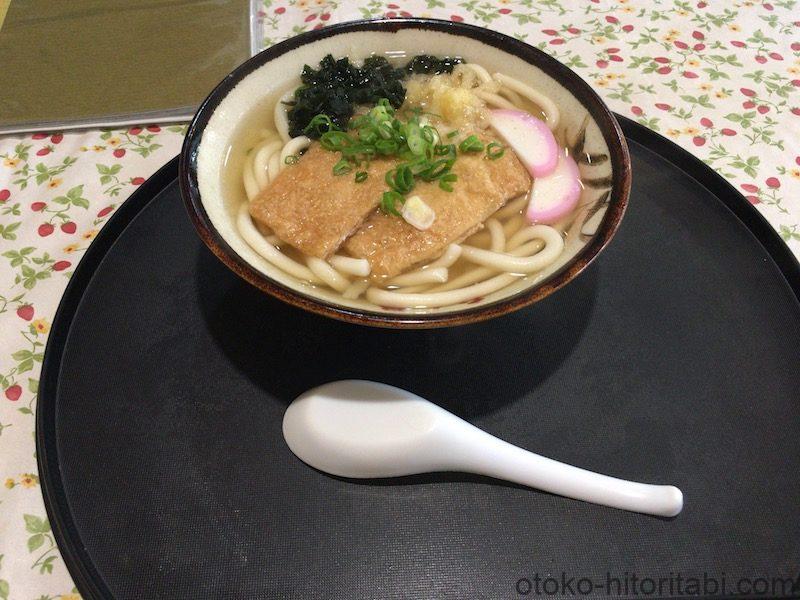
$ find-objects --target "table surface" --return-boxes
[1,2,798,598]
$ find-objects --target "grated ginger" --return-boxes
[404,74,486,127]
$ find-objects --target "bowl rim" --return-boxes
[179,17,631,328]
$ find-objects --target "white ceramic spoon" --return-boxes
[282,380,683,517]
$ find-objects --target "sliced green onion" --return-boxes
[359,129,379,145]
[355,171,368,183]
[345,144,375,160]
[349,114,370,130]
[332,158,352,176]
[486,141,505,160]
[386,165,414,194]
[381,190,404,216]
[434,143,456,157]
[446,129,460,139]
[370,106,392,124]
[398,165,415,193]
[303,114,335,136]
[439,173,457,192]
[375,138,399,155]
[421,125,438,145]
[377,97,395,114]
[378,122,395,139]
[419,158,455,181]
[458,134,484,153]
[320,131,354,151]
[406,122,427,156]
[284,154,299,165]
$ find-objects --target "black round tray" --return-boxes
[37,117,800,599]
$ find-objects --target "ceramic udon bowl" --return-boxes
[180,18,631,328]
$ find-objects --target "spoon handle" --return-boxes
[446,425,683,517]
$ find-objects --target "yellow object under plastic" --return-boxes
[0,0,251,133]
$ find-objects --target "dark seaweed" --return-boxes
[287,55,405,138]
[286,54,462,139]
[404,54,462,75]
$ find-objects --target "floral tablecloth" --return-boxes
[1,1,798,597]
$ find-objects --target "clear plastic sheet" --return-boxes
[0,0,253,133]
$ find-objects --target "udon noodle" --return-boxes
[234,59,580,311]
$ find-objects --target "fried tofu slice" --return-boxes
[344,147,531,279]
[249,144,393,259]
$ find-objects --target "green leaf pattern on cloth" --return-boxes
[1,1,798,596]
